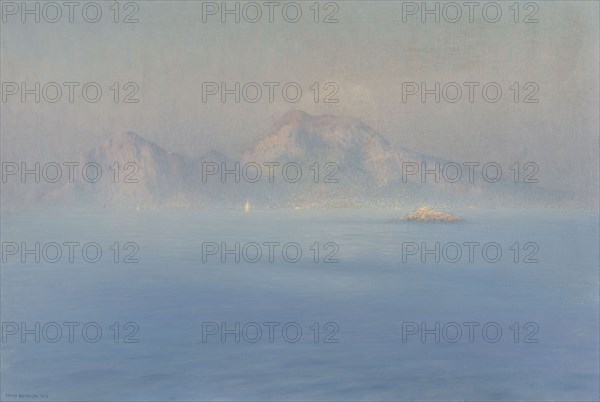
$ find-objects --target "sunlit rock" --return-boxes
[397,206,463,223]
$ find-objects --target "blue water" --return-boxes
[1,209,598,400]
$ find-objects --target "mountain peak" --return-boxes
[96,131,169,157]
[242,110,414,186]
[109,131,148,145]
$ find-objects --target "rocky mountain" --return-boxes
[37,131,197,208]
[2,111,572,210]
[397,206,463,223]
[243,110,421,186]
[242,111,567,207]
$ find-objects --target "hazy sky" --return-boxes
[1,0,598,198]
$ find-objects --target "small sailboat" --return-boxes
[243,200,251,214]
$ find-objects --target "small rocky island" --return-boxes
[397,206,463,223]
